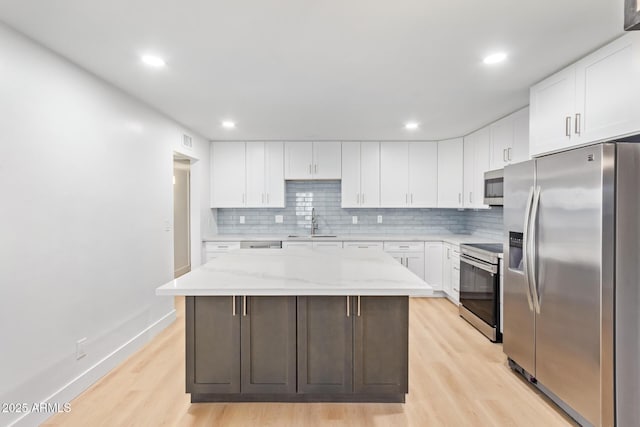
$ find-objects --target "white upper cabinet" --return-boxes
[341,142,380,208]
[264,141,285,207]
[211,142,246,208]
[284,141,341,179]
[437,138,463,208]
[489,107,530,170]
[530,32,640,156]
[512,107,530,163]
[380,142,438,207]
[380,142,409,207]
[211,141,284,208]
[463,128,490,209]
[529,66,576,156]
[408,142,438,207]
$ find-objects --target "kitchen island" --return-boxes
[156,247,432,403]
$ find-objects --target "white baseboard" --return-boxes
[8,309,176,427]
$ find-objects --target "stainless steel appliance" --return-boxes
[504,142,640,426]
[483,169,504,205]
[240,241,282,249]
[459,243,502,342]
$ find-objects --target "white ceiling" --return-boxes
[0,0,625,141]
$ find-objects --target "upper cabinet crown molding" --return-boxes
[530,32,640,156]
[284,141,341,180]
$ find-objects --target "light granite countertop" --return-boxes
[156,248,433,297]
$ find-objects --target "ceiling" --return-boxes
[0,0,625,141]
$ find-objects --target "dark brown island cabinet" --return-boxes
[186,295,409,403]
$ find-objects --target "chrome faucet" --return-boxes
[311,207,318,236]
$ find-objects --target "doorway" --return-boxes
[173,158,191,278]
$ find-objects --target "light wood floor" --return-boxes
[44,297,575,426]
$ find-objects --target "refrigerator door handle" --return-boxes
[522,186,535,312]
[529,186,542,313]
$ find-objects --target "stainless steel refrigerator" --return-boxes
[503,142,640,427]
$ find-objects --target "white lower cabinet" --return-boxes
[383,242,425,281]
[203,241,241,262]
[442,243,460,304]
[424,242,443,291]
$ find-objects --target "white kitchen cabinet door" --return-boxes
[211,142,246,207]
[489,114,514,170]
[406,253,425,280]
[424,242,443,291]
[471,127,491,208]
[245,142,265,207]
[442,244,452,296]
[380,142,409,207]
[437,139,463,208]
[284,142,313,179]
[264,141,285,207]
[408,142,438,207]
[463,133,475,209]
[360,142,380,207]
[341,142,360,207]
[511,107,530,163]
[529,66,576,156]
[343,241,383,250]
[313,141,342,179]
[575,32,640,145]
[388,252,405,266]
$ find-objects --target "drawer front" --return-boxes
[343,241,383,250]
[383,241,424,252]
[205,242,241,251]
[312,241,343,249]
[282,241,313,248]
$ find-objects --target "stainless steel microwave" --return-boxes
[483,169,504,205]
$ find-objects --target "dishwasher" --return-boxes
[240,241,282,249]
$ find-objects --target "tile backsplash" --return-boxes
[216,181,503,239]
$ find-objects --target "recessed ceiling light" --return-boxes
[405,122,419,130]
[222,121,236,129]
[483,52,507,65]
[141,54,166,68]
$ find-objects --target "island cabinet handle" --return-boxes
[357,296,361,317]
[346,296,350,317]
[243,296,247,316]
[232,296,236,316]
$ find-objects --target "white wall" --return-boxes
[0,23,213,426]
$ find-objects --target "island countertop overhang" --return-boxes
[156,247,433,297]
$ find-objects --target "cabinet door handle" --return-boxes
[503,149,507,162]
[346,296,350,317]
[362,193,365,204]
[458,193,462,204]
[243,296,247,316]
[309,164,312,174]
[242,193,245,204]
[232,296,236,316]
[575,113,581,135]
[357,296,361,317]
[406,193,408,204]
[314,164,318,173]
[565,116,572,137]
[410,193,413,204]
[266,193,269,204]
[507,147,512,161]
[261,193,264,204]
[469,192,473,203]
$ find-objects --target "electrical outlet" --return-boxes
[239,216,245,224]
[352,216,358,224]
[76,338,87,360]
[275,215,283,223]
[377,215,383,223]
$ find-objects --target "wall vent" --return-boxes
[182,134,193,149]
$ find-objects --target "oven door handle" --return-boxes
[460,255,498,275]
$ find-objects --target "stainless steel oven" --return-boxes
[459,243,502,342]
